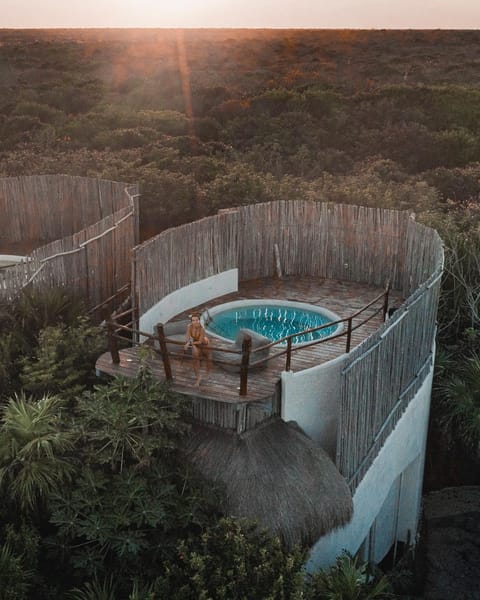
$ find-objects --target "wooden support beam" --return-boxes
[239,335,251,396]
[155,323,173,381]
[107,321,120,364]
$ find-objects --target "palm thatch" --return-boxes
[183,417,353,548]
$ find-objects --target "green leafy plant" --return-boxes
[67,578,156,600]
[76,368,189,472]
[0,392,75,513]
[155,517,306,600]
[305,551,392,600]
[0,544,32,600]
[67,577,117,600]
[438,353,480,454]
[20,316,105,401]
[11,287,87,342]
[48,369,218,586]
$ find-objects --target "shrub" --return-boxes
[155,518,306,600]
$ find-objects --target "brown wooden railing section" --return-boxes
[106,316,253,385]
[260,282,391,373]
[88,283,131,322]
[105,283,390,397]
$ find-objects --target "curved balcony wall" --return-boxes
[134,201,441,318]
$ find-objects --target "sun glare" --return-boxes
[2,0,480,28]
[175,29,197,148]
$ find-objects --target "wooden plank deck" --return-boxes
[96,276,403,404]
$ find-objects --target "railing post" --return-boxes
[107,321,120,364]
[100,303,110,324]
[239,335,252,396]
[286,337,292,371]
[155,323,173,381]
[382,281,391,322]
[345,317,353,353]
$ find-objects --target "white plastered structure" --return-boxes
[281,353,347,458]
[139,269,238,334]
[303,354,433,570]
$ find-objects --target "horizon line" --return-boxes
[1,26,479,31]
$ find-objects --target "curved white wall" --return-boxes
[0,255,25,268]
[281,353,347,458]
[139,269,238,334]
[306,356,434,570]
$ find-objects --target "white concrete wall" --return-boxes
[306,359,433,571]
[139,269,238,334]
[0,255,25,268]
[372,474,401,562]
[396,453,424,544]
[281,353,347,458]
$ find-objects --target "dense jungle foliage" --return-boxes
[1,28,480,597]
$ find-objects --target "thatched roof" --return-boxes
[183,417,353,548]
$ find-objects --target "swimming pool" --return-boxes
[203,300,342,346]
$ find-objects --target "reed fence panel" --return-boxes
[191,396,278,432]
[0,175,135,251]
[403,219,443,297]
[134,211,239,315]
[240,202,409,287]
[337,268,443,493]
[0,176,138,313]
[135,201,419,316]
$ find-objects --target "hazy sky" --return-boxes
[3,0,480,29]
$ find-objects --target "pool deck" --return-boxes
[96,276,403,404]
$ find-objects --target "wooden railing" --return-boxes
[105,283,390,396]
[260,283,391,373]
[88,283,132,322]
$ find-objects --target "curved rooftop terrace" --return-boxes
[96,199,443,550]
[98,199,442,442]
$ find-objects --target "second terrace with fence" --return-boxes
[0,175,139,318]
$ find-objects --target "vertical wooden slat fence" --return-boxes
[0,176,138,315]
[134,201,418,317]
[0,175,133,250]
[337,263,443,493]
[190,393,280,432]
[134,210,239,315]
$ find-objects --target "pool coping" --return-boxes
[202,298,344,347]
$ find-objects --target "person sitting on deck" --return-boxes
[184,312,212,386]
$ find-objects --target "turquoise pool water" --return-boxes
[205,304,338,345]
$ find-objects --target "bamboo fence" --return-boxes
[337,232,443,493]
[191,387,280,434]
[134,200,443,492]
[0,176,139,312]
[134,201,416,315]
[134,210,239,314]
[0,175,136,250]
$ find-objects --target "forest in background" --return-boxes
[0,28,480,598]
[2,29,480,238]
